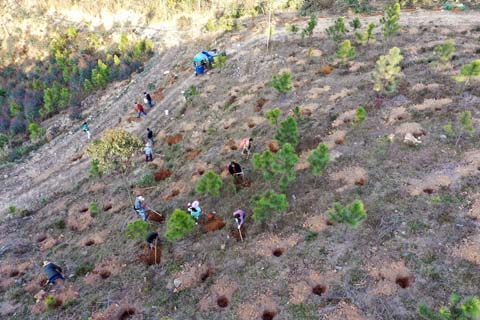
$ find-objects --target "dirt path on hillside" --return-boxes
[0,9,478,215]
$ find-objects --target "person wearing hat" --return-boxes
[228,161,244,184]
[144,92,154,108]
[82,122,91,140]
[187,200,202,221]
[146,231,159,249]
[134,196,149,221]
[144,143,153,162]
[43,261,64,285]
[233,209,246,229]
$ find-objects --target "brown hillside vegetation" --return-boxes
[1,3,480,320]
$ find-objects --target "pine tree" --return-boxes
[354,106,367,125]
[301,14,317,40]
[349,17,361,31]
[275,116,298,146]
[419,294,480,320]
[252,150,275,180]
[327,200,366,228]
[251,190,289,224]
[434,41,455,67]
[307,143,329,176]
[372,47,403,93]
[271,72,293,94]
[28,123,46,141]
[380,2,401,40]
[87,129,143,173]
[196,170,222,196]
[336,40,356,63]
[126,220,150,240]
[265,108,281,126]
[355,22,376,45]
[326,17,348,43]
[453,59,480,88]
[165,209,195,241]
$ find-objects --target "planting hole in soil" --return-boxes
[396,275,413,288]
[85,239,95,246]
[423,188,434,194]
[154,169,172,182]
[200,269,213,282]
[9,269,19,277]
[118,307,136,320]
[99,270,111,279]
[217,296,229,308]
[198,168,205,175]
[355,178,365,186]
[36,235,47,243]
[262,310,277,320]
[103,204,113,211]
[147,212,164,223]
[312,284,327,296]
[79,207,88,213]
[272,248,285,257]
[230,145,238,151]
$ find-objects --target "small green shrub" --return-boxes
[459,110,475,135]
[434,41,455,67]
[301,14,317,40]
[251,190,289,224]
[271,72,293,94]
[418,294,480,320]
[354,106,367,125]
[336,40,356,62]
[307,143,329,176]
[453,60,480,87]
[326,17,348,43]
[126,220,150,240]
[285,23,299,33]
[137,172,156,188]
[372,47,403,93]
[275,116,298,146]
[165,209,195,241]
[213,54,227,68]
[205,18,216,31]
[196,171,222,196]
[184,85,200,101]
[54,219,66,229]
[74,262,94,276]
[355,22,376,45]
[89,202,99,217]
[44,295,59,310]
[380,2,401,40]
[327,200,366,228]
[89,159,103,178]
[305,231,318,242]
[349,17,361,30]
[265,108,281,126]
[443,122,454,138]
[8,206,16,214]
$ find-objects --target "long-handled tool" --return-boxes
[147,206,163,218]
[154,239,158,265]
[238,225,244,242]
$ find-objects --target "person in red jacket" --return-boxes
[136,102,147,118]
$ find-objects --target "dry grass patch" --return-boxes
[452,234,480,265]
[395,122,426,138]
[322,301,366,320]
[332,110,356,128]
[387,106,410,124]
[412,98,452,111]
[306,85,331,99]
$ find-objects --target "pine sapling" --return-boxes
[326,17,348,43]
[455,110,475,147]
[195,170,222,196]
[372,47,404,93]
[380,2,401,41]
[433,41,455,68]
[273,143,299,191]
[327,200,366,228]
[251,190,288,224]
[355,22,376,45]
[349,17,361,31]
[126,220,150,240]
[271,72,293,94]
[275,116,299,146]
[165,209,195,241]
[336,40,356,64]
[301,14,317,40]
[354,106,367,125]
[265,108,281,126]
[419,294,480,320]
[307,143,329,176]
[453,59,480,91]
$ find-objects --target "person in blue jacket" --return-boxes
[43,261,64,285]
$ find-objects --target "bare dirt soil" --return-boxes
[1,8,480,320]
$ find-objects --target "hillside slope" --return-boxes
[1,8,480,320]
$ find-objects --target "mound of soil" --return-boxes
[200,214,225,233]
[138,244,161,266]
[254,98,268,112]
[147,211,165,223]
[165,134,182,145]
[230,225,247,241]
[185,150,201,161]
[154,169,172,181]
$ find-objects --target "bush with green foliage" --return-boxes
[354,106,367,125]
[126,220,150,240]
[40,82,70,118]
[184,85,200,101]
[44,295,59,310]
[271,72,293,94]
[28,123,46,141]
[253,143,299,191]
[196,170,222,196]
[213,54,227,68]
[453,60,480,87]
[251,190,289,223]
[349,17,361,30]
[87,129,143,173]
[89,202,99,217]
[91,59,110,89]
[301,14,317,40]
[327,200,366,228]
[419,293,480,320]
[8,206,16,214]
[336,40,356,62]
[326,17,348,43]
[307,143,329,176]
[137,172,156,187]
[265,108,281,126]
[74,262,94,276]
[434,41,456,67]
[380,2,400,40]
[372,47,403,93]
[89,159,103,178]
[165,209,195,241]
[355,22,376,45]
[275,116,298,146]
[285,23,299,33]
